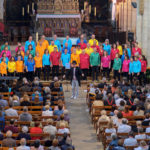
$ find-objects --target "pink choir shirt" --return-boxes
[0,50,11,59]
[101,56,111,68]
[122,60,130,72]
[140,60,147,72]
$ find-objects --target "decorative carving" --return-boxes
[139,0,144,15]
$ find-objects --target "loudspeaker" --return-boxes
[128,32,134,42]
[131,2,137,8]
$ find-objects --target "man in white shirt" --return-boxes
[43,119,57,135]
[16,138,30,150]
[118,118,131,133]
[5,104,18,117]
[124,131,138,146]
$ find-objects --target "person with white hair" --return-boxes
[117,118,131,133]
[134,140,149,150]
[16,138,30,150]
[2,130,16,147]
[17,126,31,140]
[57,122,70,134]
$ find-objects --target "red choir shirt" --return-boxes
[122,60,130,72]
[50,51,61,66]
[78,43,87,50]
[79,53,90,69]
[122,111,133,117]
[30,127,43,140]
[132,47,142,56]
[91,45,100,54]
[101,56,111,68]
[99,49,104,57]
[140,60,147,72]
[110,49,119,60]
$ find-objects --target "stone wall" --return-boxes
[136,0,150,66]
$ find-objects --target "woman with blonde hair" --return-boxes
[9,95,20,106]
[105,121,116,139]
[20,94,31,106]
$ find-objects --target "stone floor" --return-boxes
[63,84,103,150]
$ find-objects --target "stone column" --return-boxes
[0,0,4,22]
[136,0,150,66]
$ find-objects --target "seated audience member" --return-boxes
[0,95,8,107]
[49,139,61,150]
[117,118,131,133]
[61,137,75,150]
[51,81,61,92]
[57,114,69,128]
[97,110,110,124]
[20,94,31,106]
[122,106,133,117]
[32,90,43,102]
[42,105,53,117]
[104,93,116,106]
[132,121,143,133]
[17,126,31,140]
[54,100,65,110]
[123,131,138,146]
[45,134,55,147]
[146,126,150,139]
[4,119,18,133]
[134,140,149,150]
[113,111,123,126]
[43,119,57,135]
[118,100,125,111]
[19,106,32,121]
[108,133,118,147]
[5,104,18,117]
[63,109,70,122]
[2,130,16,147]
[57,122,70,134]
[9,95,20,106]
[92,94,104,107]
[105,121,116,139]
[54,104,64,116]
[135,127,146,139]
[133,106,144,116]
[31,140,44,150]
[16,138,30,150]
[112,139,125,150]
[20,79,32,92]
[30,122,43,140]
[142,113,150,126]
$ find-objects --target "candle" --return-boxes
[94,7,96,16]
[22,7,24,16]
[89,5,91,14]
[27,5,29,14]
[36,32,39,43]
[32,2,34,11]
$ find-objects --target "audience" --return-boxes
[19,106,32,121]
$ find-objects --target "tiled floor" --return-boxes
[63,84,103,150]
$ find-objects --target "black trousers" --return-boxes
[134,73,140,81]
[27,71,34,81]
[17,72,23,80]
[52,65,59,79]
[102,67,109,78]
[43,65,50,81]
[122,72,129,80]
[114,70,120,81]
[62,67,66,76]
[129,74,133,83]
[140,72,146,85]
[92,66,99,81]
[111,60,114,69]
[8,72,15,76]
[82,69,88,80]
[35,68,41,79]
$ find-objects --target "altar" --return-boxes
[36,0,81,37]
